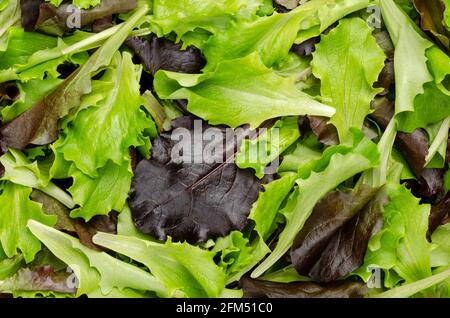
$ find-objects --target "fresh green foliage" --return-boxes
[252,130,380,277]
[312,17,385,141]
[93,232,227,298]
[236,117,300,178]
[154,52,335,128]
[0,183,56,263]
[28,220,168,297]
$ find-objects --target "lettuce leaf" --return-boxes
[203,0,373,68]
[0,5,149,149]
[356,184,433,290]
[27,220,168,298]
[0,0,20,49]
[150,0,265,45]
[1,76,62,122]
[0,149,75,209]
[0,182,56,263]
[249,173,297,240]
[236,117,300,178]
[93,232,227,298]
[52,52,152,177]
[68,161,132,221]
[381,0,450,132]
[312,17,385,141]
[252,129,379,277]
[154,53,335,129]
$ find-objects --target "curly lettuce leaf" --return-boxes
[0,182,56,263]
[93,232,227,298]
[249,173,297,240]
[0,0,20,49]
[356,184,432,290]
[0,149,75,209]
[150,0,265,45]
[68,160,132,221]
[204,0,373,68]
[381,0,450,132]
[53,52,152,177]
[312,17,385,141]
[0,27,91,83]
[0,5,149,149]
[27,220,168,298]
[212,231,269,284]
[154,53,335,128]
[236,117,300,178]
[252,130,379,277]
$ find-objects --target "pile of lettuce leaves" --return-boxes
[1,0,450,299]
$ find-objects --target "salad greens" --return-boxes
[1,0,450,299]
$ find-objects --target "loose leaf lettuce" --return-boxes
[46,0,101,10]
[252,130,379,277]
[1,76,62,122]
[150,0,265,44]
[0,182,56,263]
[93,232,227,298]
[0,5,149,149]
[236,117,300,178]
[249,173,297,240]
[27,220,168,298]
[68,160,132,221]
[0,0,20,49]
[312,17,385,141]
[381,0,450,132]
[154,53,335,128]
[52,52,151,177]
[0,149,75,209]
[357,184,433,289]
[204,0,373,68]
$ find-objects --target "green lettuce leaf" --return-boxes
[0,5,149,149]
[381,0,450,132]
[312,17,385,141]
[236,117,300,178]
[0,28,91,83]
[27,220,168,298]
[150,0,265,45]
[373,268,450,298]
[93,232,227,298]
[53,52,152,177]
[154,52,335,128]
[212,231,269,284]
[357,184,432,289]
[249,173,297,240]
[431,224,450,268]
[203,0,373,68]
[252,129,379,277]
[0,0,19,49]
[1,76,62,122]
[0,149,75,209]
[0,182,56,263]
[68,160,132,220]
[380,0,433,116]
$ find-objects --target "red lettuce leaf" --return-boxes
[240,277,369,298]
[125,36,206,75]
[129,116,269,243]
